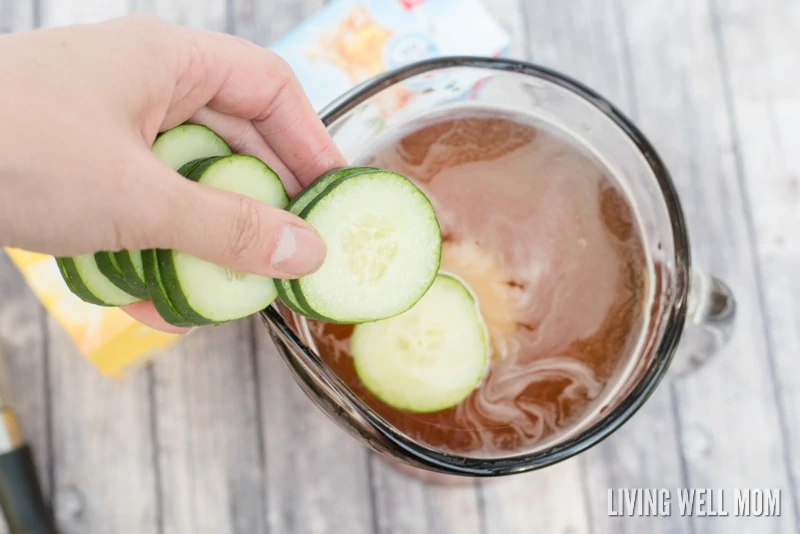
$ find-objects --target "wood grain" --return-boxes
[0,9,46,534]
[0,0,35,33]
[711,0,800,526]
[368,462,482,534]
[618,0,797,532]
[127,2,271,533]
[46,322,158,534]
[8,1,264,531]
[518,1,693,533]
[32,3,158,533]
[151,323,266,534]
[235,1,379,531]
[132,0,226,31]
[482,464,591,534]
[255,327,375,534]
[38,0,127,27]
[0,254,50,534]
[230,0,325,46]
[464,1,593,532]
[489,0,526,59]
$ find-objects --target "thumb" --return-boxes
[133,157,326,279]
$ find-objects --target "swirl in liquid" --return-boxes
[301,111,648,457]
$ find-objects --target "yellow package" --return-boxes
[4,248,181,378]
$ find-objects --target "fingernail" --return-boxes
[270,225,326,276]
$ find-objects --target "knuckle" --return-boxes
[184,39,209,85]
[102,159,143,250]
[254,54,294,123]
[229,121,255,153]
[171,36,209,103]
[108,155,175,251]
[105,214,127,252]
[295,137,339,182]
[268,52,293,78]
[225,197,264,264]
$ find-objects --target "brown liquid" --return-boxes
[299,110,648,457]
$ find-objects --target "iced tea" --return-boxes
[294,109,649,457]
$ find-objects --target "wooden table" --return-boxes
[1,0,798,532]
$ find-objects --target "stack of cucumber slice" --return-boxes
[276,166,442,324]
[55,123,444,328]
[143,154,290,326]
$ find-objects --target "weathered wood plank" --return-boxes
[233,0,375,532]
[481,463,590,534]
[254,0,484,530]
[519,1,693,532]
[0,0,36,33]
[255,327,375,534]
[711,0,800,525]
[132,0,226,30]
[490,0,525,59]
[0,254,50,534]
[123,2,270,533]
[332,0,523,526]
[524,0,631,102]
[464,2,596,533]
[46,321,158,534]
[38,0,127,27]
[364,2,527,531]
[32,3,158,533]
[230,0,323,46]
[618,0,797,532]
[151,323,266,534]
[368,461,482,534]
[582,390,691,534]
[505,0,688,531]
[0,9,48,534]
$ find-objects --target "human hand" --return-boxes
[0,15,345,333]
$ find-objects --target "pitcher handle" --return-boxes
[667,268,736,378]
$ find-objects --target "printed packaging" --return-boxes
[270,0,509,111]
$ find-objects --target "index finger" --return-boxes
[167,27,346,186]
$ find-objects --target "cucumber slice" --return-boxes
[113,250,147,294]
[291,170,442,323]
[141,250,195,327]
[56,256,142,307]
[287,166,378,216]
[94,252,149,299]
[56,257,81,295]
[175,157,213,178]
[152,123,232,171]
[276,166,376,316]
[274,285,314,317]
[155,155,288,324]
[351,273,488,413]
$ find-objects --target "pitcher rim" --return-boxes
[263,55,691,476]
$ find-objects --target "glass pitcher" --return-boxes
[258,56,736,478]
